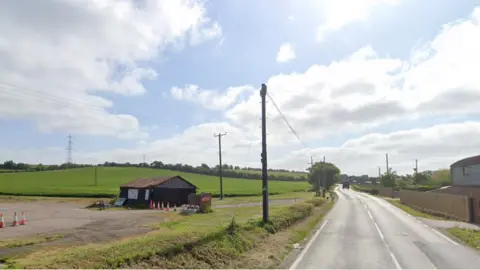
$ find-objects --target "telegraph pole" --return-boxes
[377,166,381,178]
[260,83,269,223]
[94,166,98,186]
[308,156,314,178]
[322,156,326,197]
[414,159,418,183]
[214,132,227,200]
[385,153,389,174]
[66,134,73,169]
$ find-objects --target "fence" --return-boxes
[431,186,480,224]
[400,190,471,222]
[378,187,394,198]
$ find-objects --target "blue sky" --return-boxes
[1,0,480,175]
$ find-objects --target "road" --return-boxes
[290,187,480,269]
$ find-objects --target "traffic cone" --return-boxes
[20,212,27,225]
[160,202,164,212]
[0,214,4,228]
[167,202,170,212]
[12,212,19,226]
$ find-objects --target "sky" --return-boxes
[1,0,480,177]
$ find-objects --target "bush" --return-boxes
[352,185,379,195]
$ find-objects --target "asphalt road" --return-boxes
[290,187,480,269]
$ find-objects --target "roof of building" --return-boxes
[120,175,198,189]
[451,155,480,168]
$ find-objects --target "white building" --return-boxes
[450,155,480,186]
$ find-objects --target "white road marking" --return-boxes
[289,220,329,270]
[430,227,459,246]
[363,202,402,269]
[357,191,459,247]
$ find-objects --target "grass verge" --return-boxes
[0,234,63,249]
[214,191,314,205]
[446,227,480,250]
[9,197,331,269]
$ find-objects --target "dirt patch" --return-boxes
[0,200,171,259]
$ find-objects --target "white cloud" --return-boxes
[170,84,255,110]
[0,0,222,139]
[316,0,400,42]
[276,43,296,63]
[3,4,480,178]
[3,121,480,177]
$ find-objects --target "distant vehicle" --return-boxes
[342,182,350,189]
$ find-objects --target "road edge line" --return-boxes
[289,219,329,269]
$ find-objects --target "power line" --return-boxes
[266,92,307,149]
[0,80,167,133]
[66,134,73,167]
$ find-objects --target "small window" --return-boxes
[463,166,470,176]
[128,189,139,199]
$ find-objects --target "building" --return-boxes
[450,155,480,186]
[119,175,198,207]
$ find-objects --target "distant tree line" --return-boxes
[0,160,307,182]
[0,160,92,172]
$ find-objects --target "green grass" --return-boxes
[228,169,307,178]
[447,227,480,250]
[384,198,445,220]
[213,191,314,205]
[0,167,310,198]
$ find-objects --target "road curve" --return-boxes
[290,187,480,269]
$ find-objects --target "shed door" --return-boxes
[128,189,139,199]
[145,189,150,201]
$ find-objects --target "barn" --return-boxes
[450,155,480,186]
[119,175,198,207]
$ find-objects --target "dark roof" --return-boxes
[120,175,198,189]
[451,155,480,168]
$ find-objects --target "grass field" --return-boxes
[0,167,310,197]
[228,169,307,178]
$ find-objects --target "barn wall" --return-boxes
[160,177,196,189]
[452,164,480,186]
[120,187,149,206]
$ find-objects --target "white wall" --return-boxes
[452,164,480,186]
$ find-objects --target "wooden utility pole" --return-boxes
[414,159,418,183]
[260,83,269,223]
[94,166,98,186]
[322,156,326,197]
[385,153,389,174]
[214,132,227,200]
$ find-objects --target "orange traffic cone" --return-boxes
[20,212,27,225]
[0,213,4,228]
[12,212,19,226]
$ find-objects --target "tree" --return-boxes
[308,162,341,191]
[381,169,397,187]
